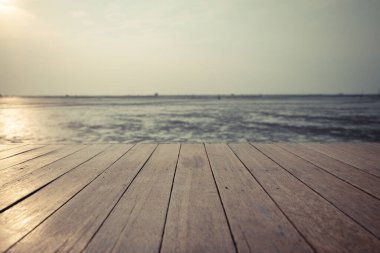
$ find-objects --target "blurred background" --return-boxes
[1,95,379,143]
[1,0,380,143]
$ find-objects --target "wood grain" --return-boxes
[85,144,179,253]
[0,143,379,253]
[305,143,380,177]
[277,143,380,199]
[231,143,380,253]
[7,144,156,253]
[0,144,25,153]
[254,143,380,238]
[0,144,131,252]
[0,144,109,211]
[0,145,61,170]
[161,144,235,253]
[325,143,380,163]
[0,145,86,187]
[206,144,313,253]
[0,145,45,161]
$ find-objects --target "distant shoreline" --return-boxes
[1,94,379,99]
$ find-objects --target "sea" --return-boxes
[1,95,379,143]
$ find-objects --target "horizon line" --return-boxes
[1,93,380,98]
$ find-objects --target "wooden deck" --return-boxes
[0,143,379,253]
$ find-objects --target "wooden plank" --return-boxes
[0,144,110,211]
[366,142,380,151]
[0,144,132,252]
[160,144,235,253]
[205,144,313,253]
[0,145,86,187]
[277,143,380,199]
[254,143,380,238]
[84,144,180,253]
[0,144,26,153]
[326,143,380,163]
[305,143,380,177]
[0,144,44,160]
[339,143,380,154]
[0,145,62,170]
[7,144,156,253]
[230,143,380,253]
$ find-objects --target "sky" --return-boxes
[0,0,379,95]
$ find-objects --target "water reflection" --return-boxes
[0,108,28,143]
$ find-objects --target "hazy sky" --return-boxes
[0,0,379,95]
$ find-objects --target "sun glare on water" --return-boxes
[0,0,17,14]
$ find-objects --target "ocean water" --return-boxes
[0,95,379,143]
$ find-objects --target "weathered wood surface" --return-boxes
[206,144,313,253]
[306,143,380,177]
[0,145,86,187]
[0,144,26,153]
[85,144,178,253]
[0,145,44,160]
[254,144,380,238]
[161,144,235,253]
[277,143,380,199]
[0,143,379,253]
[231,143,379,253]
